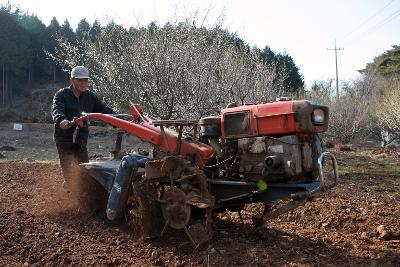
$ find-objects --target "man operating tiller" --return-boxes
[51,66,115,192]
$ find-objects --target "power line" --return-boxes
[344,5,400,46]
[343,0,396,40]
[343,0,396,39]
[363,8,400,34]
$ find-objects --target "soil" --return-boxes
[0,123,399,266]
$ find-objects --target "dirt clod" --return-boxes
[361,232,368,239]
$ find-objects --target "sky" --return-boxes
[3,0,400,88]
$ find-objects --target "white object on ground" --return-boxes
[13,123,23,131]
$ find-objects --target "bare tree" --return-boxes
[50,20,284,120]
[374,77,400,140]
[306,79,369,143]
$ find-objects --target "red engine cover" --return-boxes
[221,100,328,139]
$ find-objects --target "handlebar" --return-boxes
[69,113,89,128]
[310,152,339,195]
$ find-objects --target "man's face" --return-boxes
[71,78,89,94]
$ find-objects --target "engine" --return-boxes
[199,98,327,183]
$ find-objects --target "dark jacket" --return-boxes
[51,86,115,146]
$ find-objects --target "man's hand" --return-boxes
[60,119,72,129]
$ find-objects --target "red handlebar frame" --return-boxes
[75,113,215,168]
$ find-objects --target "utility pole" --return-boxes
[327,40,344,98]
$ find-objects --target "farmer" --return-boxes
[51,66,115,191]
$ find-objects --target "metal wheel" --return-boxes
[144,156,214,247]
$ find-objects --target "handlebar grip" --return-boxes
[71,116,87,128]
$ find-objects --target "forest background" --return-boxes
[1,3,399,146]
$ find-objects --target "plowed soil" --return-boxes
[0,123,399,266]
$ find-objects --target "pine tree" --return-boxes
[76,18,91,42]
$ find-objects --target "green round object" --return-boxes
[257,180,268,191]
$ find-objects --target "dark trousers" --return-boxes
[56,143,89,185]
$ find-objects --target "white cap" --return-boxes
[71,66,89,79]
